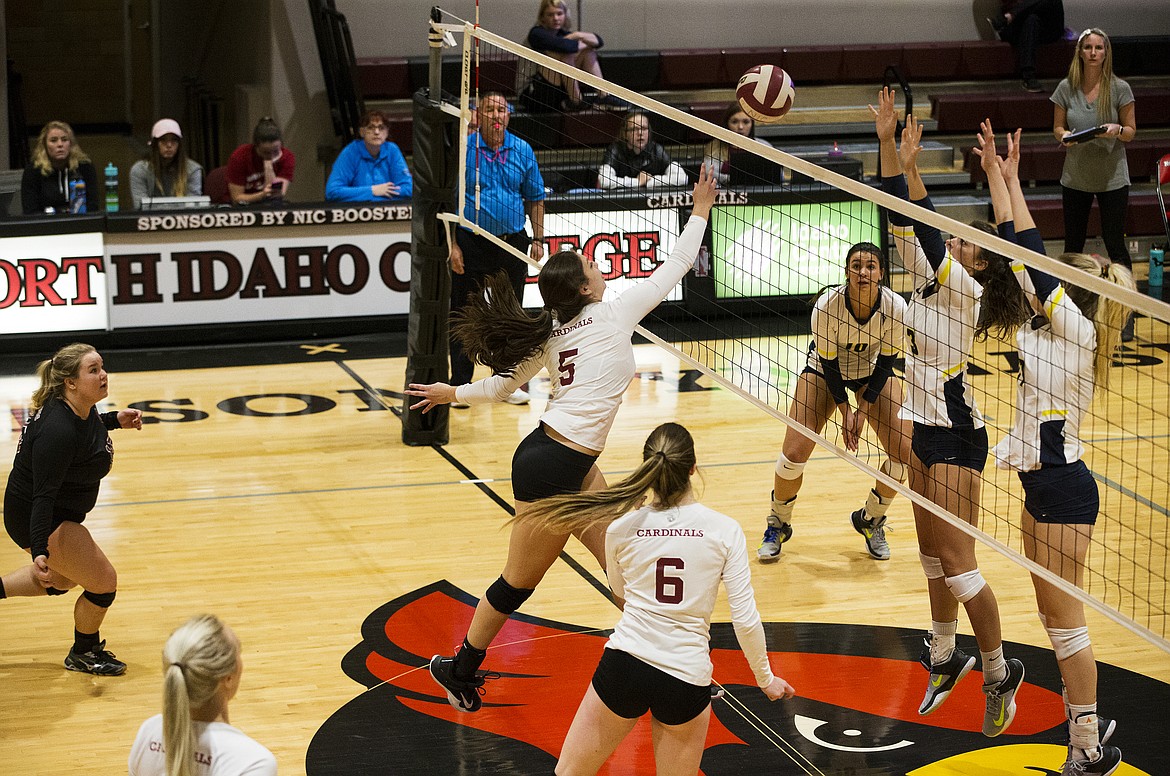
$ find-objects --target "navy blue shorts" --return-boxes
[1019,460,1099,524]
[912,423,988,471]
[591,648,710,725]
[511,425,598,503]
[801,366,868,394]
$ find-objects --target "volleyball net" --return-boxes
[431,12,1170,655]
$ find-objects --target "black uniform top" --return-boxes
[21,160,100,214]
[5,398,119,559]
[601,141,674,179]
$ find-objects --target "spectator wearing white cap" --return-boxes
[130,119,204,209]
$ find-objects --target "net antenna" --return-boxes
[430,9,1170,656]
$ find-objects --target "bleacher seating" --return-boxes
[1025,193,1163,242]
[355,37,1170,104]
[355,34,1169,241]
[933,87,1170,134]
[963,138,1170,186]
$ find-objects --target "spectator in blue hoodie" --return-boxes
[325,110,413,202]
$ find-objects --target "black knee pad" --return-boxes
[46,586,70,596]
[83,589,116,608]
[485,576,534,615]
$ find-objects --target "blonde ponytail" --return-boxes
[160,615,240,776]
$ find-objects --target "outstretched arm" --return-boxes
[974,119,1013,228]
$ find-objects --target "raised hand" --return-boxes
[973,119,1001,176]
[689,163,718,219]
[898,114,925,174]
[1002,127,1022,184]
[869,86,899,142]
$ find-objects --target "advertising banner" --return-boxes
[0,232,108,335]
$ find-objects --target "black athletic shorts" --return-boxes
[3,490,84,551]
[591,648,710,726]
[511,424,598,503]
[1019,460,1099,524]
[911,422,989,471]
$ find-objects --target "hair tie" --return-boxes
[654,450,667,461]
[170,661,186,671]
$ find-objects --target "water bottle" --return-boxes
[104,163,119,212]
[69,177,87,214]
[1150,245,1164,289]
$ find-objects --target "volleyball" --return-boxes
[735,65,795,123]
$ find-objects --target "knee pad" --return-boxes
[775,451,807,480]
[46,586,70,596]
[881,458,907,483]
[918,552,945,580]
[485,576,534,615]
[1046,624,1091,661]
[944,570,986,603]
[82,589,116,609]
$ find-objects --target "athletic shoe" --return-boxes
[1061,745,1123,775]
[504,389,530,405]
[1098,716,1116,745]
[982,658,1025,737]
[450,401,471,409]
[919,646,976,715]
[850,508,890,560]
[64,640,126,676]
[1023,78,1044,93]
[757,516,792,563]
[429,654,491,712]
[917,631,933,670]
[710,684,725,701]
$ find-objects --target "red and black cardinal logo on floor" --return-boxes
[306,581,1164,775]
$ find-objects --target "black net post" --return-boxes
[401,79,458,445]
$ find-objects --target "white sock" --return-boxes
[980,646,1007,685]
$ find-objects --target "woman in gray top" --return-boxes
[1051,28,1136,268]
[130,119,204,209]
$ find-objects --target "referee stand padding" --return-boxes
[402,88,458,446]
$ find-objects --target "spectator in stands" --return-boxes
[599,110,687,189]
[128,614,277,776]
[448,91,545,406]
[325,110,413,202]
[1051,27,1136,336]
[702,102,771,187]
[21,121,99,214]
[990,0,1065,92]
[524,0,622,111]
[226,117,295,206]
[130,119,204,209]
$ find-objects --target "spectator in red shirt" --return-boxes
[225,117,295,205]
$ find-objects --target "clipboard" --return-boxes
[1062,125,1107,144]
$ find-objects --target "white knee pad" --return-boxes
[945,569,987,603]
[1045,624,1091,661]
[918,552,945,580]
[881,458,907,483]
[775,451,807,480]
